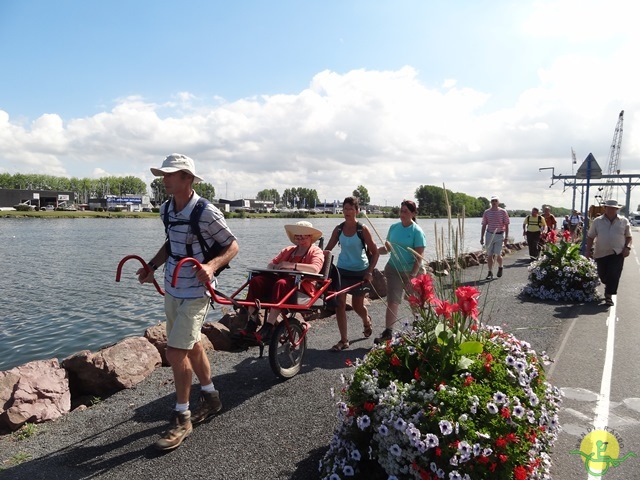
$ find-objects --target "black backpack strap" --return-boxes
[163,198,229,276]
[190,198,229,276]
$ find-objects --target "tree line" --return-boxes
[3,173,571,216]
[0,173,148,204]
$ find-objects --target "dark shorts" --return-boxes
[337,267,369,296]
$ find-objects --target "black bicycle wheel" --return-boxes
[268,317,307,379]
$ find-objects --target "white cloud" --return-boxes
[1,63,639,211]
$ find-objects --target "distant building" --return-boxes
[89,194,152,212]
[217,198,275,212]
[0,188,74,209]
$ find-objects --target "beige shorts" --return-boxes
[384,264,425,304]
[164,294,210,350]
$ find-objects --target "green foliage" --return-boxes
[415,185,488,217]
[1,452,32,469]
[256,188,280,203]
[352,185,370,206]
[282,187,319,209]
[12,423,37,440]
[193,182,216,201]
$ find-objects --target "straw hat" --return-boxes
[150,154,204,183]
[603,199,622,209]
[284,221,323,243]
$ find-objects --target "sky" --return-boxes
[1,0,639,212]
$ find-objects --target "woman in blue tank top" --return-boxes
[324,197,379,351]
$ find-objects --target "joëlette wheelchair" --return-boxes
[116,250,364,379]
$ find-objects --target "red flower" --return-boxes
[495,437,507,448]
[477,455,489,464]
[435,447,442,457]
[391,354,401,366]
[414,367,421,381]
[463,375,475,387]
[484,363,492,373]
[514,465,528,480]
[489,463,498,472]
[407,294,422,309]
[363,401,375,412]
[501,407,511,418]
[434,299,459,319]
[411,274,437,305]
[345,359,353,366]
[499,454,509,463]
[455,286,480,319]
[505,433,519,444]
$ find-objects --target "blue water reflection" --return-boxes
[0,216,481,371]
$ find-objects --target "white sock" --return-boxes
[201,382,216,393]
[175,402,189,412]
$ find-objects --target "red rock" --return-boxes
[62,336,161,397]
[0,359,70,431]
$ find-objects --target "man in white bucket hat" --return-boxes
[138,153,239,450]
[585,199,632,306]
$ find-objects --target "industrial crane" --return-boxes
[598,110,624,203]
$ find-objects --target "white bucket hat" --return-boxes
[284,221,323,243]
[150,154,203,183]
[603,199,622,208]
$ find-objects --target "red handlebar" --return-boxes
[116,254,165,296]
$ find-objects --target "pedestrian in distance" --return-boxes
[585,199,632,307]
[523,207,547,261]
[374,199,426,344]
[137,154,239,451]
[569,209,583,241]
[480,195,510,279]
[542,206,557,232]
[324,196,379,351]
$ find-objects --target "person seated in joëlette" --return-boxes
[242,221,325,342]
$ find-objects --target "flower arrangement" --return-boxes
[320,274,562,480]
[523,229,600,302]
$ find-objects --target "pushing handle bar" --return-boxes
[173,257,243,310]
[116,254,165,296]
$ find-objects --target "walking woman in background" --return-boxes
[374,199,426,344]
[523,207,547,262]
[325,196,379,351]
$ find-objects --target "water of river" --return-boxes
[0,216,484,371]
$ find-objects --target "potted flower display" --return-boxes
[320,273,562,479]
[523,229,600,302]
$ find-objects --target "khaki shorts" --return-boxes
[164,294,210,350]
[384,264,423,304]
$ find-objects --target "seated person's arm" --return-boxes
[296,247,324,274]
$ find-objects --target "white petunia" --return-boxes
[439,419,453,435]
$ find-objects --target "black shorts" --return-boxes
[337,267,370,296]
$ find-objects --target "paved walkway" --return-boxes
[1,230,639,479]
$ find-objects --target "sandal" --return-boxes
[363,315,373,338]
[331,340,350,352]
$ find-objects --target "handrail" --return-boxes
[115,254,164,296]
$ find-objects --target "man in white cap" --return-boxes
[138,153,239,450]
[585,199,632,306]
[480,195,510,279]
